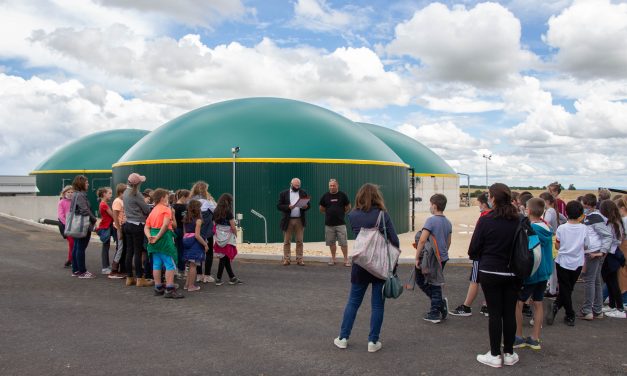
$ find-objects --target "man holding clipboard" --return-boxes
[277,178,311,266]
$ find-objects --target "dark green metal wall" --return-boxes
[33,173,113,216]
[113,163,409,243]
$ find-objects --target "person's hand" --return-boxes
[203,244,209,252]
[149,236,157,244]
[415,258,421,269]
[288,205,294,210]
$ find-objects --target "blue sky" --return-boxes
[0,0,626,189]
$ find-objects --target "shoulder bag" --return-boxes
[64,193,90,238]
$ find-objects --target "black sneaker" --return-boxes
[480,305,489,317]
[154,286,165,296]
[164,288,184,299]
[523,303,533,317]
[440,297,449,320]
[564,316,575,327]
[64,260,72,268]
[546,301,558,325]
[450,304,472,317]
[423,311,441,324]
[228,277,243,285]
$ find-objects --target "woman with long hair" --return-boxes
[468,183,521,368]
[70,175,98,279]
[334,183,399,353]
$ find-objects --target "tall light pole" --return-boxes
[232,146,240,224]
[482,154,492,191]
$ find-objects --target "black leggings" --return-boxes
[197,236,214,276]
[480,272,519,356]
[603,269,624,310]
[556,262,582,318]
[217,257,235,280]
[124,222,145,278]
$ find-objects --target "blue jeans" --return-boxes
[416,260,447,315]
[71,236,90,274]
[339,281,385,343]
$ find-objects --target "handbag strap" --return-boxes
[69,192,79,218]
[380,211,395,275]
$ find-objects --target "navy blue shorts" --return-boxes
[518,280,548,302]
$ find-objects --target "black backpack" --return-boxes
[508,216,535,279]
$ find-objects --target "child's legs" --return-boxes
[217,257,225,280]
[222,257,234,279]
[186,262,197,288]
[67,236,74,262]
[515,300,524,337]
[581,255,602,314]
[548,262,558,294]
[593,261,604,313]
[606,270,623,310]
[531,301,544,339]
[415,272,432,299]
[101,239,111,269]
[464,282,480,307]
[429,284,443,314]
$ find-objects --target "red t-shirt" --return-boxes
[556,198,567,217]
[97,201,113,229]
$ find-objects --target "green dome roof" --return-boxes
[32,129,149,172]
[117,98,405,166]
[358,122,455,175]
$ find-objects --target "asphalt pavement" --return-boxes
[0,216,625,376]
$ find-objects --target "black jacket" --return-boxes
[277,189,310,231]
[468,211,519,274]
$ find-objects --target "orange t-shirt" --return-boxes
[146,204,173,231]
[111,197,126,229]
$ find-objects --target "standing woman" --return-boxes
[70,175,98,278]
[123,173,152,287]
[190,181,217,283]
[468,183,521,368]
[334,183,399,353]
[57,185,74,268]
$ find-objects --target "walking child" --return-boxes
[213,194,243,285]
[182,199,209,292]
[547,201,588,326]
[415,193,452,324]
[514,198,553,350]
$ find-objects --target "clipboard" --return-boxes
[294,197,310,208]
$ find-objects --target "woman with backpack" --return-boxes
[468,183,521,368]
[333,183,399,353]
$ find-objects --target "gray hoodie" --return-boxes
[583,210,612,253]
[123,187,150,223]
[416,230,445,286]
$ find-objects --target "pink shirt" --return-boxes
[57,198,71,225]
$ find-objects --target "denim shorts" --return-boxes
[152,253,177,271]
[518,280,548,302]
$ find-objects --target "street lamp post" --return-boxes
[232,146,240,223]
[482,154,492,191]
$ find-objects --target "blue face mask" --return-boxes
[584,208,590,215]
[487,201,493,209]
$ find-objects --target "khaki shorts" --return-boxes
[325,225,348,247]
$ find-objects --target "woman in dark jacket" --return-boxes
[70,175,98,279]
[468,183,521,368]
[334,183,399,353]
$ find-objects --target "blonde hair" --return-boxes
[60,185,73,198]
[354,183,386,212]
[191,181,214,201]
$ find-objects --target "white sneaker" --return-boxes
[605,310,626,319]
[333,337,347,349]
[503,352,519,366]
[367,341,382,353]
[602,306,615,313]
[101,267,111,275]
[204,275,215,283]
[196,275,203,283]
[477,351,502,368]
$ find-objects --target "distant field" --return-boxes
[525,189,597,201]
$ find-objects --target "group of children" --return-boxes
[58,175,243,299]
[412,183,626,361]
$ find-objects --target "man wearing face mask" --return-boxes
[277,178,310,266]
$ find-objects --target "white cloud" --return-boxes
[544,0,627,79]
[0,73,177,174]
[291,0,370,32]
[94,0,253,29]
[30,26,410,110]
[397,120,487,158]
[387,2,537,86]
[420,95,504,113]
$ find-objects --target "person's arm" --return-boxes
[344,203,351,213]
[171,207,177,229]
[229,218,237,234]
[77,193,97,223]
[150,217,170,243]
[144,222,151,239]
[194,219,209,251]
[467,217,485,260]
[594,222,613,254]
[277,192,291,212]
[136,194,151,215]
[446,232,452,250]
[319,195,326,213]
[104,204,114,220]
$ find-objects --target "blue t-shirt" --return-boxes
[422,215,452,262]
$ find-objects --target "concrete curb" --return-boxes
[0,212,472,265]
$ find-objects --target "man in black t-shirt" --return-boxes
[319,179,351,267]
